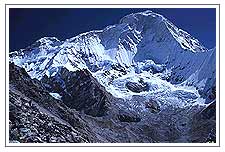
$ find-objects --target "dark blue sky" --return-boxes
[9,8,216,51]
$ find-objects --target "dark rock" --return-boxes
[206,128,216,143]
[42,68,112,117]
[199,100,216,120]
[189,100,216,143]
[125,81,149,93]
[205,86,216,104]
[10,128,19,141]
[111,63,127,75]
[145,99,160,113]
[118,113,141,122]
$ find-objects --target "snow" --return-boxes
[49,93,62,100]
[165,19,207,53]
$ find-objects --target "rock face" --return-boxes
[41,67,112,117]
[189,100,216,143]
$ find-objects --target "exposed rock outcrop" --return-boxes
[41,67,112,117]
[125,80,149,93]
[189,100,216,143]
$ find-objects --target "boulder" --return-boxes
[145,100,160,113]
[125,81,149,93]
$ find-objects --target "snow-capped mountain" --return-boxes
[9,10,216,106]
[9,10,217,143]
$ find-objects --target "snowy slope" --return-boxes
[180,48,216,103]
[9,10,216,106]
[119,10,210,84]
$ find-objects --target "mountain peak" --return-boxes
[37,37,60,44]
[120,10,208,53]
[32,37,61,48]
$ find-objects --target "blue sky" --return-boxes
[9,8,216,50]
